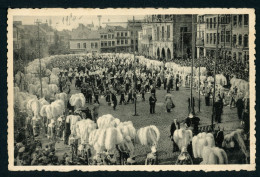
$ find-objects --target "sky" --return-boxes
[13,15,145,31]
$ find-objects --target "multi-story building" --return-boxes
[138,23,153,57]
[127,19,142,53]
[231,14,249,64]
[70,30,100,54]
[99,27,116,53]
[197,14,249,64]
[143,15,193,61]
[114,26,131,53]
[196,15,206,58]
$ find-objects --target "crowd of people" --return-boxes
[171,56,249,82]
[13,53,250,166]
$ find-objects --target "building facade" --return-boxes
[127,20,142,53]
[138,23,153,58]
[197,14,249,64]
[70,30,100,54]
[114,26,131,53]
[142,15,193,61]
[100,27,116,53]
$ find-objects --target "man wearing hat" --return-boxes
[170,119,180,152]
[213,96,223,123]
[111,91,118,110]
[185,112,200,136]
[149,93,157,114]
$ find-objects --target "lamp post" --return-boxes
[35,19,43,98]
[132,16,139,116]
[211,15,219,131]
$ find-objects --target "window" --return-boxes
[238,52,242,61]
[112,34,114,39]
[77,43,80,48]
[117,32,120,37]
[214,17,216,28]
[91,43,94,48]
[238,15,242,26]
[244,34,248,47]
[206,18,209,28]
[217,33,220,44]
[108,34,111,39]
[108,41,111,46]
[101,35,103,39]
[125,39,128,44]
[162,26,164,39]
[125,32,127,36]
[131,31,133,36]
[233,15,237,26]
[131,40,134,44]
[83,43,86,48]
[210,33,212,44]
[121,32,123,37]
[226,15,231,24]
[226,31,230,43]
[210,18,212,29]
[117,40,120,45]
[95,43,98,48]
[112,41,115,46]
[121,39,124,45]
[104,42,107,46]
[104,35,107,39]
[238,34,242,46]
[214,33,216,44]
[207,33,209,44]
[233,35,237,47]
[157,26,160,40]
[167,25,170,39]
[244,14,249,26]
[180,27,187,32]
[101,42,104,47]
[221,31,224,42]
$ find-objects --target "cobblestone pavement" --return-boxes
[39,79,245,165]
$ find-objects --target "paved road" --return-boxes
[40,79,243,164]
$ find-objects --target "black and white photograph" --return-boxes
[7,8,256,171]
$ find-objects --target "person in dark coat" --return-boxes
[93,88,100,104]
[127,89,134,104]
[185,113,200,136]
[83,107,92,119]
[119,85,126,105]
[149,93,157,114]
[236,97,244,120]
[213,96,223,123]
[215,128,224,148]
[205,86,211,106]
[170,119,180,152]
[64,111,72,145]
[140,85,145,101]
[111,92,117,110]
[164,77,167,90]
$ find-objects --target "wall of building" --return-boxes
[70,39,100,53]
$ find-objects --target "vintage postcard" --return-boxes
[7,8,256,171]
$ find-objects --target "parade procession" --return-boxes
[10,11,253,168]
